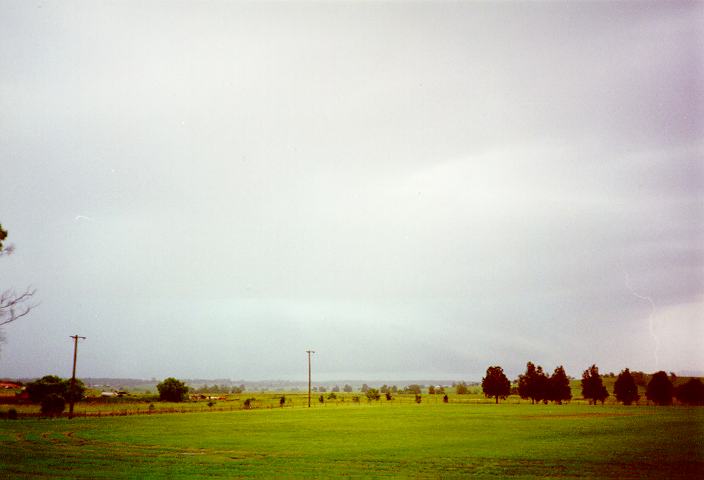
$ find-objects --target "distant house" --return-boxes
[0,382,22,390]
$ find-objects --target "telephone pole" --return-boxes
[68,335,86,419]
[306,350,315,407]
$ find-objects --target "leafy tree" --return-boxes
[404,384,422,395]
[343,384,353,393]
[614,368,640,405]
[318,386,327,393]
[675,379,704,406]
[156,377,189,402]
[534,366,550,404]
[482,366,511,404]
[646,371,673,406]
[331,385,340,392]
[414,394,422,403]
[366,388,381,401]
[455,382,468,395]
[518,362,549,404]
[26,375,85,404]
[385,392,392,401]
[581,365,609,405]
[361,384,369,393]
[428,385,436,394]
[41,394,66,417]
[26,375,67,403]
[548,366,572,404]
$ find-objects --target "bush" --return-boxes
[385,392,392,401]
[415,394,422,404]
[675,379,704,405]
[41,393,66,416]
[327,392,337,400]
[156,377,189,402]
[455,382,468,395]
[280,395,286,407]
[365,388,381,401]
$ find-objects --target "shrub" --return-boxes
[675,379,704,405]
[415,394,422,404]
[41,393,66,416]
[443,394,449,403]
[327,392,337,400]
[365,388,381,401]
[385,392,392,401]
[279,395,286,407]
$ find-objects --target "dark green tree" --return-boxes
[157,377,189,402]
[518,362,547,404]
[581,365,609,405]
[614,368,640,405]
[548,366,572,404]
[482,366,511,404]
[675,379,704,406]
[26,375,85,404]
[646,371,673,406]
[534,366,550,404]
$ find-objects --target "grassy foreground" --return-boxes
[1,403,702,479]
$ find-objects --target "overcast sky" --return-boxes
[1,1,702,382]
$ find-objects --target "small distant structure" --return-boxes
[0,382,22,390]
[100,391,128,398]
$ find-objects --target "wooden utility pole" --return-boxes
[306,350,315,407]
[68,335,86,419]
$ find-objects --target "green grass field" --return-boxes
[1,402,702,479]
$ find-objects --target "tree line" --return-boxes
[481,363,704,406]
